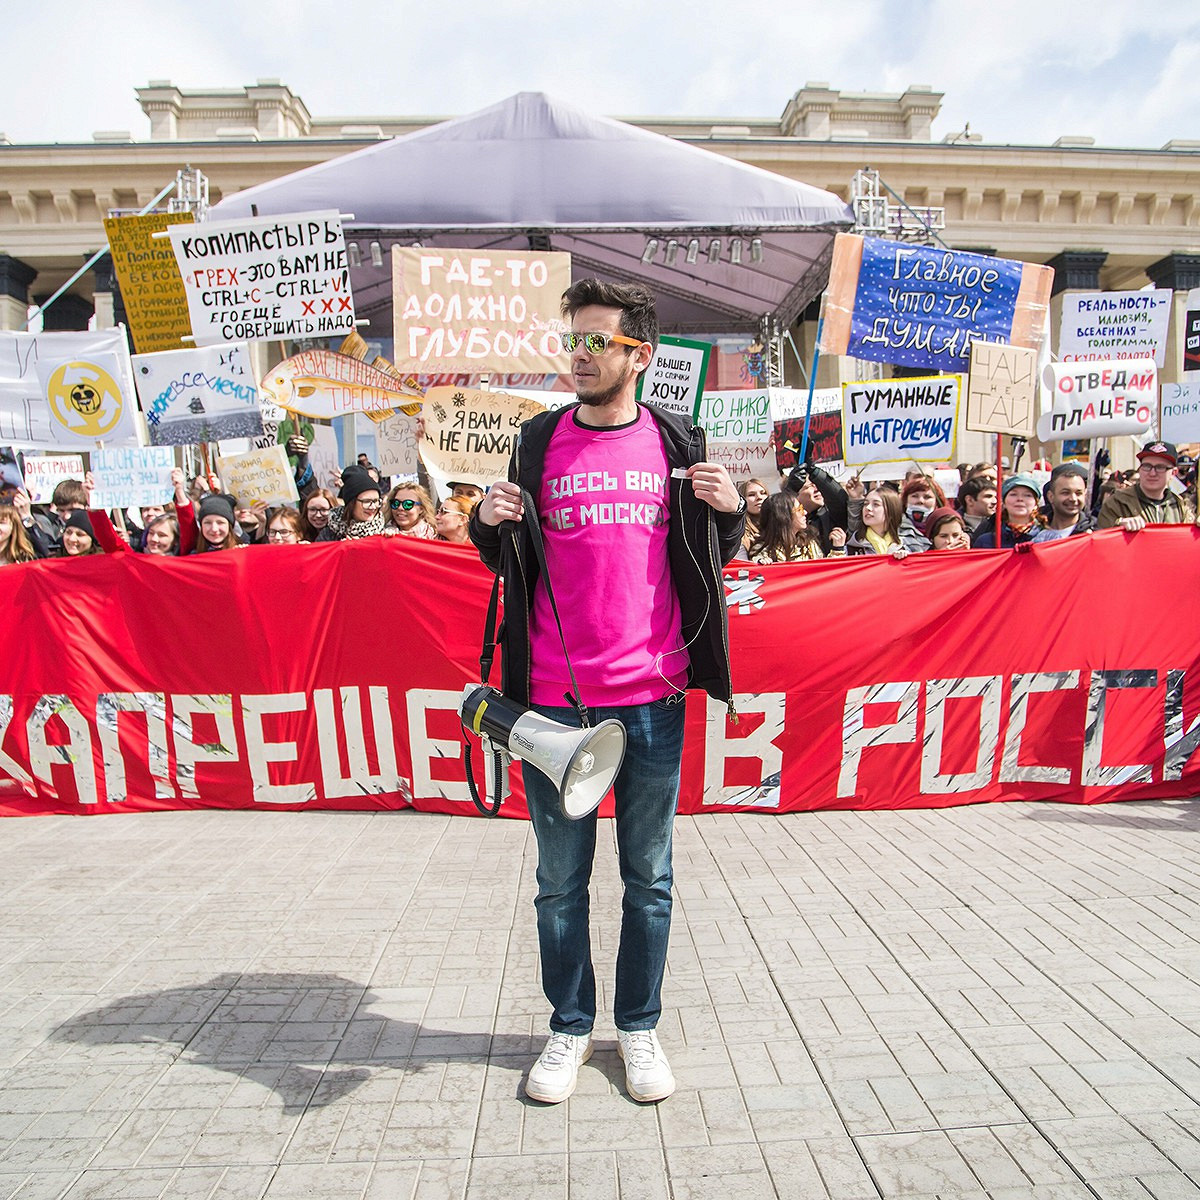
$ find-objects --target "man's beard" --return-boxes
[576,360,634,407]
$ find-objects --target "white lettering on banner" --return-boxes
[0,670,1196,809]
[314,686,403,799]
[407,688,471,804]
[26,695,98,806]
[703,694,785,808]
[94,692,174,802]
[835,669,1197,798]
[242,693,314,805]
[171,694,239,800]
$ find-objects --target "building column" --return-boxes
[1145,252,1200,386]
[90,253,123,331]
[0,254,37,331]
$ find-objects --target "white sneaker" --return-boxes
[616,1029,676,1102]
[524,1032,593,1103]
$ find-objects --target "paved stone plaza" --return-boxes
[2,799,1200,1198]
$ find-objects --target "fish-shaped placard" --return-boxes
[260,350,423,419]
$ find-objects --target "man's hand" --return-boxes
[686,463,740,513]
[477,481,522,527]
[1118,515,1147,533]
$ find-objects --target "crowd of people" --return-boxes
[739,440,1198,564]
[1,434,1195,568]
[0,436,482,564]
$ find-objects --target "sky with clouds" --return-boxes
[7,0,1198,148]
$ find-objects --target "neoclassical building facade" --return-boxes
[2,79,1197,396]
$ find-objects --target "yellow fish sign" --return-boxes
[260,350,423,419]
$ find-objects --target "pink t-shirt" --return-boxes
[529,406,687,707]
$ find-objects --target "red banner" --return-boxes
[2,530,1198,818]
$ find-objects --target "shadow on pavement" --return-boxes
[51,972,530,1114]
[1021,798,1200,832]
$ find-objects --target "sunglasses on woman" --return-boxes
[390,498,418,511]
[561,331,643,355]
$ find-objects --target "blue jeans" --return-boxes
[522,696,687,1035]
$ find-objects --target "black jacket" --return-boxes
[469,402,744,708]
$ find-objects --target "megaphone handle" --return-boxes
[462,733,504,817]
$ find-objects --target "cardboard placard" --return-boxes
[966,341,1037,437]
[215,444,300,507]
[133,343,263,446]
[259,350,422,419]
[103,212,195,353]
[842,376,961,466]
[167,211,354,345]
[1058,290,1172,368]
[821,234,1053,372]
[392,248,570,375]
[419,386,546,493]
[1037,361,1156,441]
[1160,383,1200,445]
[694,389,772,444]
[373,414,421,476]
[637,335,712,419]
[21,455,85,503]
[90,447,176,510]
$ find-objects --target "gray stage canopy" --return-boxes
[210,92,854,336]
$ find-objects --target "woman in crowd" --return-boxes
[191,494,243,554]
[384,482,437,539]
[736,478,770,557]
[748,491,829,563]
[87,509,180,557]
[234,499,269,545]
[434,497,473,544]
[299,489,336,541]
[264,508,307,545]
[972,474,1044,548]
[318,467,385,541]
[0,501,36,565]
[846,487,929,557]
[923,507,971,551]
[900,475,948,529]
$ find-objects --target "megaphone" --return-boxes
[459,684,626,820]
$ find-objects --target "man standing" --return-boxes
[470,280,743,1105]
[1097,442,1195,531]
[957,476,998,536]
[1031,463,1096,543]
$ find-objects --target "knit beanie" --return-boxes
[63,509,95,538]
[198,494,236,527]
[922,506,963,540]
[339,466,380,507]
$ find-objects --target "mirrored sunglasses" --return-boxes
[562,331,643,354]
[390,497,418,511]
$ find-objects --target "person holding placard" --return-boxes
[470,279,742,1107]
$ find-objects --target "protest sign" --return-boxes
[821,234,1053,373]
[21,455,85,502]
[373,413,421,476]
[420,386,546,494]
[1036,360,1155,441]
[0,446,23,491]
[103,211,194,353]
[132,343,262,446]
[637,335,711,419]
[966,341,1037,437]
[842,376,961,466]
[769,387,843,470]
[1160,383,1200,445]
[259,350,422,419]
[695,389,772,444]
[1057,290,1172,367]
[167,211,354,346]
[1185,298,1200,377]
[392,248,570,375]
[215,444,299,507]
[0,328,141,450]
[707,442,778,483]
[90,447,176,510]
